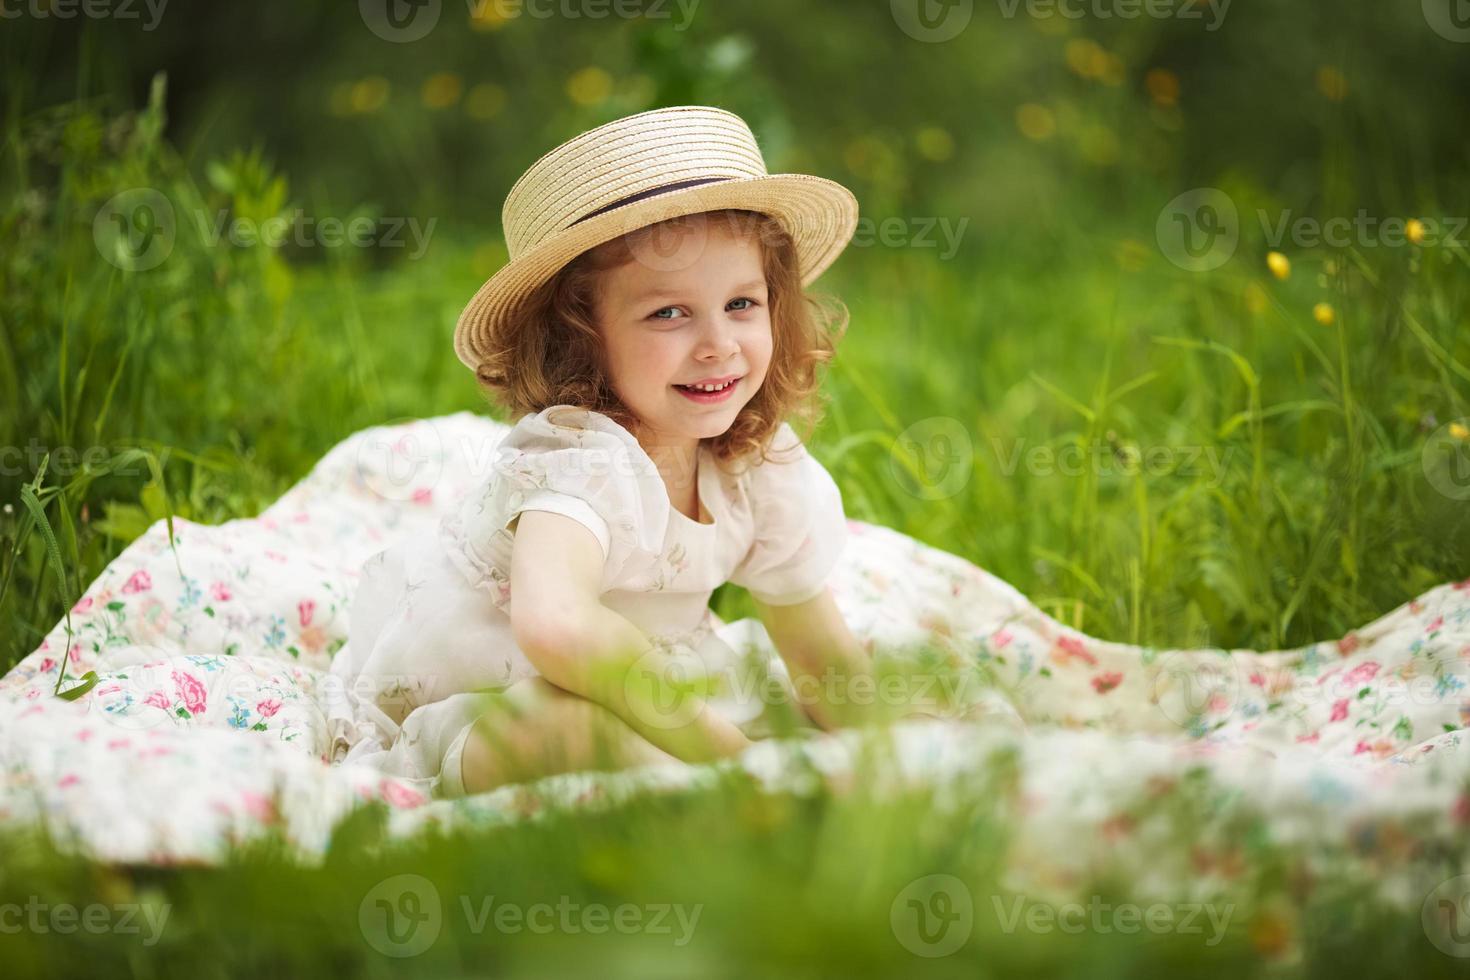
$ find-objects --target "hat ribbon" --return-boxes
[568,176,736,227]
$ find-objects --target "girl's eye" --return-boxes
[647,298,761,321]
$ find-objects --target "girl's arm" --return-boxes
[753,586,880,732]
[509,509,753,763]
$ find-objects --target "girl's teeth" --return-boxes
[685,380,733,392]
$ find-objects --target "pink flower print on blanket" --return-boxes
[172,668,208,715]
[1050,635,1098,668]
[86,654,330,759]
[8,517,362,690]
[379,778,426,808]
[121,570,152,594]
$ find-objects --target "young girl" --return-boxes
[325,105,883,800]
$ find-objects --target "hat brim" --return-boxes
[453,173,859,372]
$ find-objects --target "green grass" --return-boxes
[2,65,1468,978]
[1,741,1465,979]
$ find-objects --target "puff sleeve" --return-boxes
[437,406,672,607]
[727,424,849,606]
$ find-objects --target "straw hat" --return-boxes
[453,105,860,373]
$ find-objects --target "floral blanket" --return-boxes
[1,412,1466,916]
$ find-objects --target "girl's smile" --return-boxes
[673,375,744,404]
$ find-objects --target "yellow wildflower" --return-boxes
[421,72,463,110]
[1145,68,1179,108]
[1243,282,1268,314]
[1016,104,1056,141]
[566,67,612,107]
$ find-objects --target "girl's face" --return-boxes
[595,215,772,458]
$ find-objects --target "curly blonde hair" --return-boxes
[472,208,849,470]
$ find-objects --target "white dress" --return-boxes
[323,404,850,799]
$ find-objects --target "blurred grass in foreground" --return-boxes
[1,729,1466,978]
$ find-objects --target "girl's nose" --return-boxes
[698,318,741,358]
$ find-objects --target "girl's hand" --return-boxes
[754,586,876,734]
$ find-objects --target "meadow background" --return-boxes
[1,0,1468,976]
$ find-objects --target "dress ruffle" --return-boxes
[324,651,491,800]
[437,405,676,609]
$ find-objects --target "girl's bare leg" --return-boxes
[458,676,689,795]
